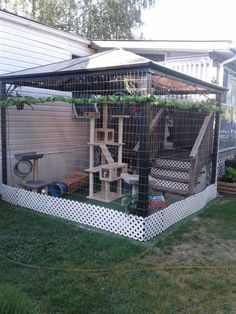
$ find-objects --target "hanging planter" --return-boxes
[132,103,140,113]
[16,104,25,110]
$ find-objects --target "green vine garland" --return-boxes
[0,95,222,113]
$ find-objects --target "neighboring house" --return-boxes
[0,9,95,184]
[92,40,233,83]
[0,9,94,75]
[92,40,236,174]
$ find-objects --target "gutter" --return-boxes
[219,54,236,85]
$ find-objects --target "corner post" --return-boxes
[0,82,7,185]
[137,72,152,217]
[211,93,221,184]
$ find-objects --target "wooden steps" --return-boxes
[150,153,191,196]
[151,172,189,184]
[149,182,189,196]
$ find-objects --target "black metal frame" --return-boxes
[0,82,7,185]
[0,57,226,216]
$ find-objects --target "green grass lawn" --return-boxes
[0,196,235,313]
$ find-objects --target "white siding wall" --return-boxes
[0,11,94,75]
[164,55,218,83]
[5,102,89,186]
[0,11,94,184]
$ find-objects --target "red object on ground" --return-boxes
[148,199,169,214]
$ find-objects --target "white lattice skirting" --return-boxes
[0,183,217,241]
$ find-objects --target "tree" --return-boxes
[0,0,155,39]
[78,0,156,39]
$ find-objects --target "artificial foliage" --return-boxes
[0,95,222,113]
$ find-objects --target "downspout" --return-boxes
[0,82,7,185]
[218,54,236,86]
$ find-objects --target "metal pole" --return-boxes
[211,93,221,184]
[0,82,7,184]
[137,101,151,217]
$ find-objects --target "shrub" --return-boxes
[123,192,138,215]
[225,166,236,183]
[0,284,37,314]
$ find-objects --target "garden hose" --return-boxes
[0,253,235,275]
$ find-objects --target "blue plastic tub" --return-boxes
[49,182,68,197]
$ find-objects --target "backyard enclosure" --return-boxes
[0,49,225,240]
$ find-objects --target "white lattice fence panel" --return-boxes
[144,211,164,241]
[217,155,235,178]
[0,184,145,241]
[1,184,217,242]
[155,158,190,170]
[163,184,217,231]
[151,178,188,191]
[143,184,217,241]
[0,184,19,205]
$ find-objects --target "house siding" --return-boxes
[0,12,94,75]
[0,11,94,184]
[4,103,90,185]
[164,55,218,83]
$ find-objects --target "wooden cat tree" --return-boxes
[85,103,128,202]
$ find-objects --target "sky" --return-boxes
[141,0,236,42]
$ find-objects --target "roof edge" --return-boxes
[0,9,91,46]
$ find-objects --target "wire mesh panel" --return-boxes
[217,154,235,178]
[144,183,217,241]
[0,61,222,224]
[0,70,151,217]
[0,184,145,241]
[0,182,217,241]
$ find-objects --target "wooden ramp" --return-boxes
[99,143,114,164]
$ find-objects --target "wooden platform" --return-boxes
[61,171,89,193]
[157,149,191,160]
[87,191,123,203]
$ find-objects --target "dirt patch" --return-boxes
[169,239,236,264]
[142,218,236,266]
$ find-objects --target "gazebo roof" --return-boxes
[0,49,226,94]
[1,49,152,78]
